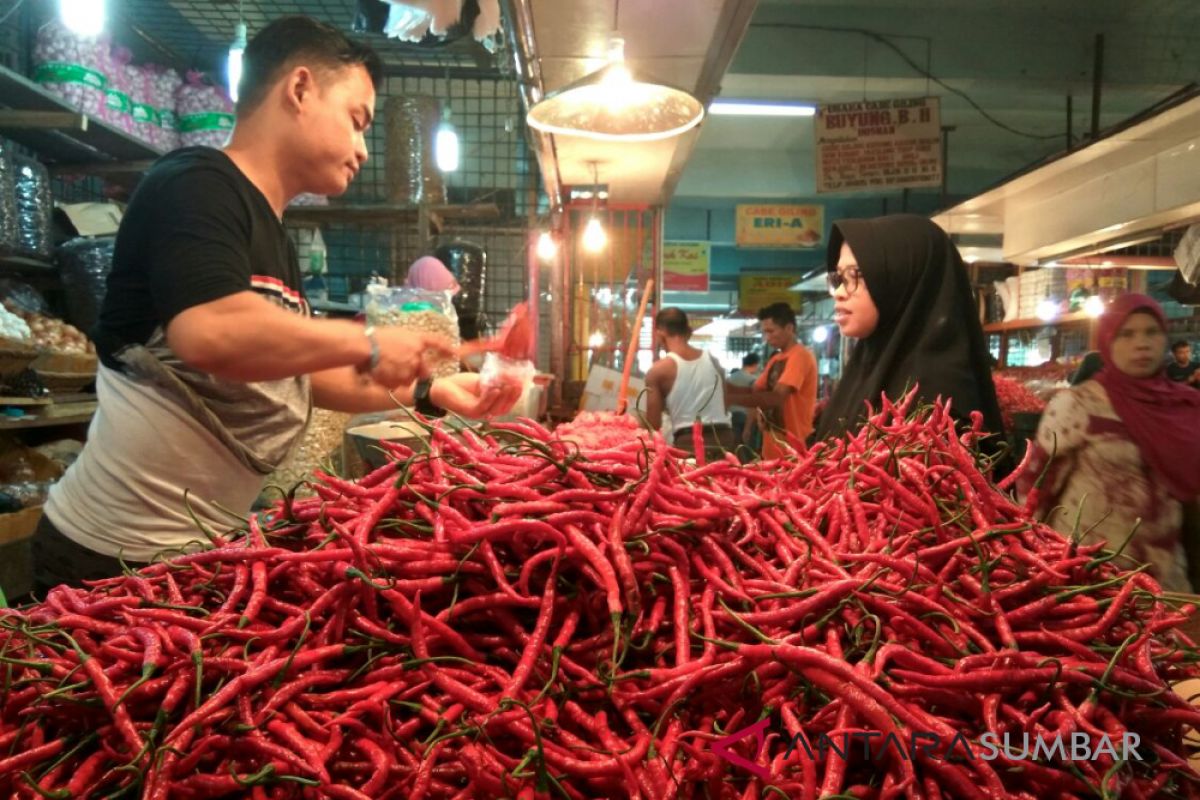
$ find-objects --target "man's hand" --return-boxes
[368,329,456,388]
[430,373,523,419]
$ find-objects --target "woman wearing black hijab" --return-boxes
[815,214,1004,441]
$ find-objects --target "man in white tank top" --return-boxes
[644,308,735,460]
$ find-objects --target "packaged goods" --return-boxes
[12,156,53,258]
[365,284,460,377]
[32,21,109,120]
[176,70,235,149]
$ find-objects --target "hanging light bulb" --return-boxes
[582,161,608,253]
[436,108,460,172]
[60,0,106,37]
[227,22,248,103]
[588,331,606,348]
[812,325,829,344]
[1083,294,1105,318]
[1036,298,1059,322]
[583,217,607,253]
[536,231,557,261]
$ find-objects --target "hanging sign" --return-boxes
[735,204,824,248]
[815,96,942,194]
[662,242,710,292]
[738,274,803,315]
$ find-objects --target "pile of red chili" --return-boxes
[991,374,1048,430]
[1,393,1198,799]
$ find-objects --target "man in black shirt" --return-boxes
[34,17,519,592]
[1167,340,1200,386]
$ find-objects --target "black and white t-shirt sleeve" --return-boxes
[139,166,253,324]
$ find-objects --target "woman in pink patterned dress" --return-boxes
[1020,294,1200,592]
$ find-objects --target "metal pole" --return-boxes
[1066,93,1073,151]
[1091,34,1104,140]
[940,126,956,207]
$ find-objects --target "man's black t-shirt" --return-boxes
[1166,360,1199,384]
[87,146,311,475]
[95,147,305,367]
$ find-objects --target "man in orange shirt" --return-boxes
[727,303,817,459]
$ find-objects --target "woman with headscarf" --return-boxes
[815,214,1004,442]
[1019,294,1200,591]
[404,255,460,294]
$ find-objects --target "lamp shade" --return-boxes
[527,62,704,142]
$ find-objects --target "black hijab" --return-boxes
[815,214,1005,441]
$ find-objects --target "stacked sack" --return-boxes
[33,24,195,153]
[146,66,183,151]
[32,21,110,122]
[13,157,53,259]
[0,141,16,254]
[176,71,235,148]
[102,46,136,137]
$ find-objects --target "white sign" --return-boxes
[815,97,942,194]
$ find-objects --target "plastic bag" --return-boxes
[145,65,183,151]
[176,71,235,149]
[480,351,535,394]
[0,141,16,254]
[13,157,53,258]
[0,281,48,316]
[55,237,116,332]
[365,285,460,377]
[32,21,110,121]
[103,47,136,136]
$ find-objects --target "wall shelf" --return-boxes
[0,65,163,165]
[284,202,501,231]
[984,311,1094,333]
[0,255,55,274]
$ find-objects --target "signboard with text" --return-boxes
[735,204,824,249]
[815,96,942,194]
[662,241,710,292]
[738,274,802,315]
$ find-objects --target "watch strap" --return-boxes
[357,325,381,375]
[414,378,439,416]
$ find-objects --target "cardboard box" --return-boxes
[579,365,646,414]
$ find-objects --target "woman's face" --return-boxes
[1109,311,1167,379]
[830,242,880,339]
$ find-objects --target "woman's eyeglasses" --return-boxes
[827,267,863,296]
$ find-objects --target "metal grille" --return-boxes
[346,71,531,212]
[113,0,498,74]
[283,66,538,324]
[553,205,660,400]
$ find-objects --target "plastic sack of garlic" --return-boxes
[365,284,460,378]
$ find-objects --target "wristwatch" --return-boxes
[357,326,381,376]
[413,378,439,416]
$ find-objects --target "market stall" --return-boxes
[1,0,1200,796]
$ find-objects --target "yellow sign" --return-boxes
[738,274,802,315]
[662,242,710,292]
[735,204,824,249]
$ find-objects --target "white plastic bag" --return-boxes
[1174,224,1200,286]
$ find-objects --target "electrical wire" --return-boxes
[752,22,1062,141]
[0,0,26,27]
